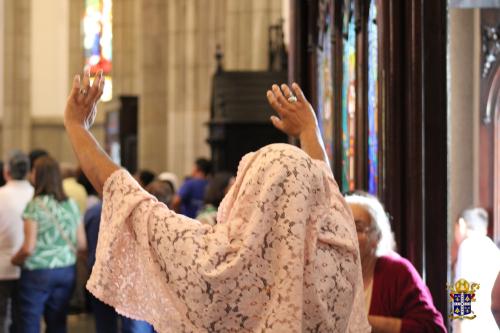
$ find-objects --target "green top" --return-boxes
[22,195,80,270]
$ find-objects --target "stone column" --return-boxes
[138,0,168,173]
[113,0,140,97]
[69,0,85,82]
[224,0,283,71]
[3,0,31,154]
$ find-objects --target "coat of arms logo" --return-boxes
[448,278,480,320]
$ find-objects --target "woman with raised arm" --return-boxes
[63,70,370,332]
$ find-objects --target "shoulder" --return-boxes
[376,255,422,282]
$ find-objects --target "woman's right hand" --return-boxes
[266,83,319,138]
[64,69,105,130]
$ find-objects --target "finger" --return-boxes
[97,75,105,100]
[77,68,91,103]
[272,84,289,107]
[85,70,103,104]
[270,115,285,132]
[291,82,307,103]
[280,84,293,98]
[69,75,81,102]
[266,90,286,117]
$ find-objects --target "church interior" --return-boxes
[0,0,499,332]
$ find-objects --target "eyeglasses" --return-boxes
[355,220,373,234]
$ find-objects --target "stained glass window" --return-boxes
[83,0,112,102]
[317,0,334,163]
[367,0,378,194]
[341,2,356,191]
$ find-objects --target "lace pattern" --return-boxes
[87,143,370,332]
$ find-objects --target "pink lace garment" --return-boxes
[87,143,370,332]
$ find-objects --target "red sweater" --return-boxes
[370,255,447,333]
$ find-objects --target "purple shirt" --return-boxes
[178,178,208,218]
[370,255,447,333]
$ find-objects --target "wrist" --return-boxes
[64,120,86,131]
[299,124,319,141]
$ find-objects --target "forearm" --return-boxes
[299,126,329,166]
[368,315,402,333]
[11,247,31,266]
[65,123,119,194]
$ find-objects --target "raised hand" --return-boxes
[64,68,105,130]
[266,83,319,138]
[266,82,328,164]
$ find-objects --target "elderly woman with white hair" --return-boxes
[345,191,446,333]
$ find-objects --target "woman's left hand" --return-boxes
[64,68,105,130]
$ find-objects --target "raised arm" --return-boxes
[64,69,119,194]
[266,83,329,166]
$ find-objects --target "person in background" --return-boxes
[171,158,212,218]
[61,163,88,216]
[28,149,48,172]
[61,163,89,313]
[345,191,446,333]
[0,151,34,333]
[11,156,86,333]
[196,172,234,226]
[158,172,178,194]
[134,170,156,188]
[145,181,175,208]
[492,271,500,329]
[77,169,100,211]
[453,207,500,333]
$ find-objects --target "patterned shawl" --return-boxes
[87,143,369,332]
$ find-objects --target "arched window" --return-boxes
[83,0,112,102]
[367,0,379,195]
[341,0,357,192]
[316,0,334,164]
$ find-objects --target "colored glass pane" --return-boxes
[367,0,378,194]
[317,3,334,164]
[83,0,112,102]
[341,3,356,191]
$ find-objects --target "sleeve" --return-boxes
[86,169,213,332]
[68,199,81,224]
[177,180,191,201]
[22,200,40,222]
[396,260,447,333]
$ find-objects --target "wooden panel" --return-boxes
[479,10,500,240]
[422,0,448,320]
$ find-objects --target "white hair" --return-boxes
[345,193,395,256]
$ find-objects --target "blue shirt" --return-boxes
[84,202,103,270]
[178,178,208,218]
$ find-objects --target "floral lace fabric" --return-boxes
[87,143,370,332]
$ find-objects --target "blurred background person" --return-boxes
[345,191,446,333]
[453,207,500,333]
[196,172,234,226]
[134,169,156,188]
[145,180,175,208]
[492,271,500,329]
[157,172,178,195]
[171,158,212,218]
[0,151,33,333]
[61,163,87,216]
[28,149,48,173]
[11,156,86,333]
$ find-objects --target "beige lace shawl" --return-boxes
[87,143,370,332]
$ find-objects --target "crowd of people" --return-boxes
[0,69,498,332]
